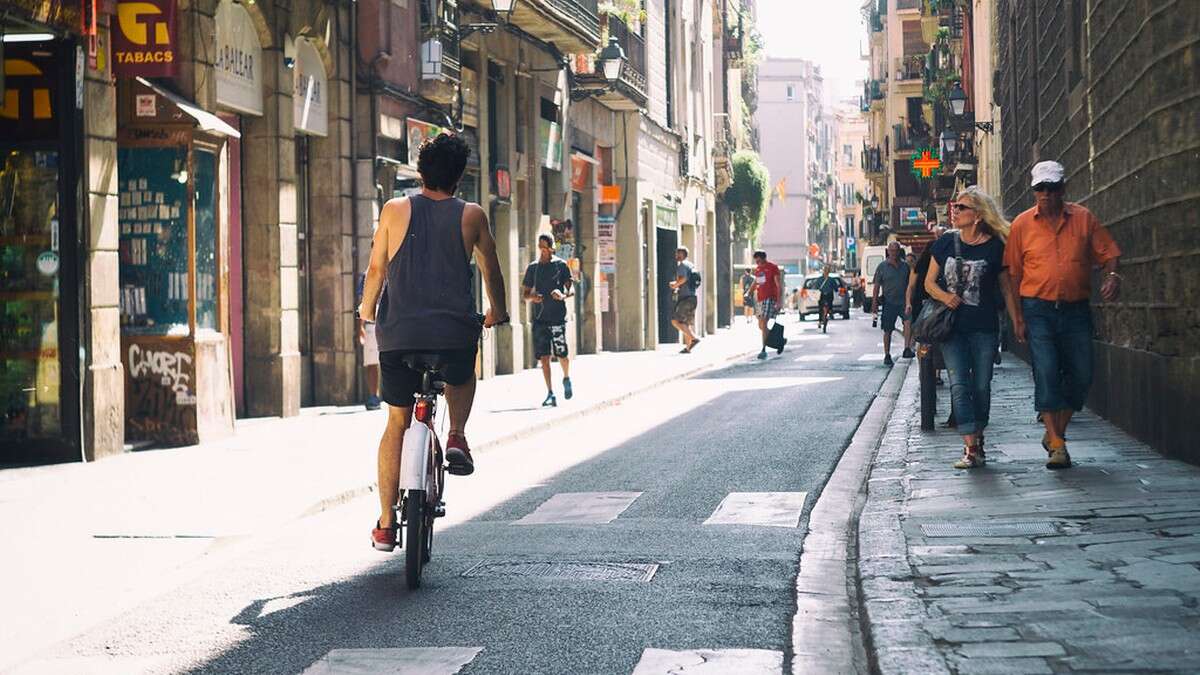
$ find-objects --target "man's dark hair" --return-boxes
[677,246,689,258]
[538,234,555,249]
[417,133,469,193]
[753,250,767,261]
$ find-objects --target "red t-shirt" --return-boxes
[755,261,781,302]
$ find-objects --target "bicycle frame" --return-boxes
[399,393,438,491]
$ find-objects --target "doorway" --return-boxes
[295,136,314,406]
[656,226,678,344]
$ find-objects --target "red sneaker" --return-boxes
[371,520,398,552]
[445,433,475,476]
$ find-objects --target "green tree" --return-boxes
[724,150,771,242]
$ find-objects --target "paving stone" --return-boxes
[1087,594,1183,608]
[955,642,1065,658]
[920,585,1012,597]
[946,599,1093,614]
[1115,559,1200,591]
[916,561,1044,575]
[926,626,1021,643]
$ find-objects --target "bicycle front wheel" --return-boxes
[404,490,426,589]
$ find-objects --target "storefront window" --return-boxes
[0,149,62,443]
[194,149,218,331]
[118,146,190,335]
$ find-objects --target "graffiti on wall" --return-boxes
[124,341,198,445]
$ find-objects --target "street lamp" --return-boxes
[490,0,517,19]
[940,129,958,157]
[947,82,995,134]
[570,37,627,101]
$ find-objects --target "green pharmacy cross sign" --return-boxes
[910,148,942,179]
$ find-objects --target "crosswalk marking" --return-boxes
[632,648,783,674]
[794,354,833,362]
[516,492,642,524]
[858,353,884,361]
[788,334,830,342]
[302,647,483,674]
[703,492,808,527]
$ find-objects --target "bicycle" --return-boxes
[818,295,834,333]
[396,353,451,589]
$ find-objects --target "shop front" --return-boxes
[0,36,83,463]
[116,79,237,445]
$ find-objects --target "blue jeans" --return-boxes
[1022,298,1093,412]
[941,330,999,436]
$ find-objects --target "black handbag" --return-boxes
[913,232,964,344]
[765,321,787,350]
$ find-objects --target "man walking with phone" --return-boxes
[668,247,701,353]
[524,234,575,407]
[872,241,913,366]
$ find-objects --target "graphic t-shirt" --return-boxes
[523,256,572,325]
[755,261,782,302]
[930,232,1007,334]
[675,260,697,299]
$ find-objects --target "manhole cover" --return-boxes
[461,561,659,582]
[921,520,1060,538]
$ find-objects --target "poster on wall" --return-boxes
[539,119,562,171]
[293,38,328,136]
[214,0,263,116]
[113,0,179,78]
[550,218,575,261]
[597,215,616,273]
[406,118,448,166]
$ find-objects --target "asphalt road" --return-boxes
[13,311,899,675]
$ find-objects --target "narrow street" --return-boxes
[8,314,895,674]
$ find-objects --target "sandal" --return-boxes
[953,442,985,469]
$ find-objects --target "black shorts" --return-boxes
[533,323,569,359]
[880,303,908,333]
[378,346,477,407]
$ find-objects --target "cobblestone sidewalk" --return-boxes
[859,359,1200,674]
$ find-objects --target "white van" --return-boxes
[860,245,889,312]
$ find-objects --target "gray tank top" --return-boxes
[374,194,479,352]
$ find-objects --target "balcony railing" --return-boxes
[862,144,885,175]
[866,79,885,101]
[514,0,601,52]
[896,55,925,81]
[609,16,647,95]
[897,0,922,11]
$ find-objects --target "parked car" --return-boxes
[797,274,851,320]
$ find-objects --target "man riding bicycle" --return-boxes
[816,266,838,326]
[358,133,509,552]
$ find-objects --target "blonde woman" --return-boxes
[923,186,1020,469]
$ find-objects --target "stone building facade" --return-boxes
[995,0,1199,461]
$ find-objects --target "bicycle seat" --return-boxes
[400,352,450,373]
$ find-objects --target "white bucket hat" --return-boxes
[1030,160,1065,187]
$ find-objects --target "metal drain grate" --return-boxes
[921,520,1060,538]
[461,561,659,582]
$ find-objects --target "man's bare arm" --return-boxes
[465,205,508,325]
[357,209,391,323]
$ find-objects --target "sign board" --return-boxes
[406,118,448,167]
[550,218,575,261]
[846,236,857,250]
[901,207,924,228]
[214,0,263,116]
[910,148,942,178]
[292,38,328,136]
[570,154,593,192]
[538,118,562,171]
[599,184,621,204]
[597,215,616,273]
[654,205,678,231]
[135,93,157,116]
[113,0,179,78]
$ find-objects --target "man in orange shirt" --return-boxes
[1005,161,1122,470]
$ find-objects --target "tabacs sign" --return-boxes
[113,0,179,78]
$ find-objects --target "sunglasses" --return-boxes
[1033,182,1064,193]
[951,203,974,212]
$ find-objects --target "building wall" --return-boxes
[835,104,868,270]
[757,58,816,271]
[995,0,1200,461]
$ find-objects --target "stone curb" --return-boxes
[855,364,951,675]
[295,338,767,520]
[790,358,911,675]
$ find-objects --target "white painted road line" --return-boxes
[516,492,642,524]
[632,648,783,675]
[703,492,808,528]
[302,647,483,674]
[788,334,831,341]
[858,353,884,361]
[794,354,833,362]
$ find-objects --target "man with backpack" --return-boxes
[668,246,701,353]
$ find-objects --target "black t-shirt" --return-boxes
[523,257,572,325]
[930,232,1006,333]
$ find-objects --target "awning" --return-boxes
[136,77,241,138]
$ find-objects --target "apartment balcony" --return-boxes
[896,0,922,14]
[509,0,601,54]
[895,55,925,82]
[571,15,647,110]
[862,144,885,178]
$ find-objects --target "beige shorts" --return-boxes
[362,323,380,366]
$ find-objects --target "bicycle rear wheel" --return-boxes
[404,490,426,589]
